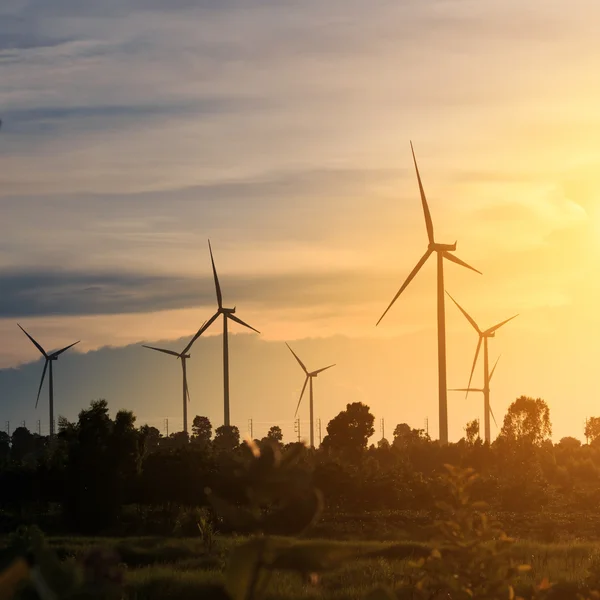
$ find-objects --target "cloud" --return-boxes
[0,266,396,318]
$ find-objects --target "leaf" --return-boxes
[225,538,271,600]
[517,564,532,572]
[0,558,30,600]
[537,578,553,591]
[508,585,515,600]
[430,549,442,559]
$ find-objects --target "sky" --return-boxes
[1,0,600,443]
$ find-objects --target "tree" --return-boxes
[500,396,551,445]
[585,417,600,444]
[392,423,430,450]
[191,415,212,444]
[11,427,35,463]
[557,436,581,451]
[139,424,161,454]
[213,425,240,451]
[266,425,283,443]
[323,402,375,455]
[464,419,480,445]
[0,431,10,463]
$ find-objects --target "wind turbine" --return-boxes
[376,142,481,445]
[142,324,205,436]
[446,292,518,443]
[187,240,260,426]
[286,343,335,448]
[17,324,79,438]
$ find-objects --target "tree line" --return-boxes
[1,395,600,534]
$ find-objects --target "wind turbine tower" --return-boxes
[446,292,517,443]
[17,324,79,438]
[187,240,260,426]
[377,142,481,444]
[142,325,205,435]
[286,343,335,448]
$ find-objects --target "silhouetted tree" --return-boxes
[139,424,161,455]
[464,419,480,445]
[11,427,35,463]
[585,417,600,444]
[267,425,283,443]
[213,425,240,451]
[500,396,551,445]
[323,402,375,455]
[191,415,212,445]
[392,423,429,449]
[557,436,581,451]
[0,431,9,463]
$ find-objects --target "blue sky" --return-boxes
[2,0,600,442]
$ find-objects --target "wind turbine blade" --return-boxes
[489,404,498,428]
[51,340,80,358]
[376,248,433,326]
[17,324,48,358]
[185,312,220,350]
[142,345,180,358]
[466,336,482,398]
[489,355,501,382]
[445,291,481,333]
[183,362,191,403]
[208,239,223,309]
[35,360,49,409]
[442,252,481,275]
[410,141,434,244]
[449,388,483,392]
[228,313,260,334]
[312,364,336,375]
[181,320,207,355]
[294,376,309,418]
[286,343,308,374]
[484,314,519,336]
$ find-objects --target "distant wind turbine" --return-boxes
[142,324,205,436]
[376,142,481,445]
[446,292,518,443]
[17,324,79,438]
[187,240,260,426]
[286,343,335,448]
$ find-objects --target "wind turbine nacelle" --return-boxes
[223,307,236,314]
[431,242,457,252]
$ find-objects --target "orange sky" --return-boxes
[1,0,600,442]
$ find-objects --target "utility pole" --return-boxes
[380,418,385,440]
[294,418,301,443]
[165,418,169,437]
[248,418,253,439]
[318,418,322,446]
[425,417,429,437]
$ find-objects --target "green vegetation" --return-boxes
[5,396,600,598]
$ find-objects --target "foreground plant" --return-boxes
[405,464,531,600]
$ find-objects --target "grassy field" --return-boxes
[34,534,599,600]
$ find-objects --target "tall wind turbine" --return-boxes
[142,324,205,436]
[446,292,517,443]
[187,240,260,426]
[286,343,335,448]
[17,324,79,438]
[376,142,481,445]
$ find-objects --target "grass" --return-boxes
[14,535,598,600]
